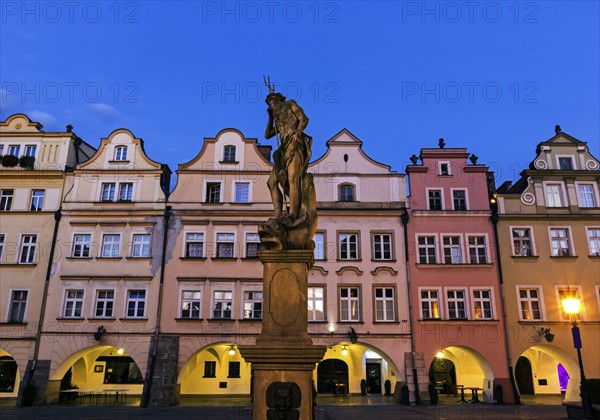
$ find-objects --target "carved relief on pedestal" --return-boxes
[270,268,300,326]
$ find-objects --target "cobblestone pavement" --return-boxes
[0,404,568,420]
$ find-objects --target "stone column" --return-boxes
[239,250,326,420]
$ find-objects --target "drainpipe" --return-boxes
[491,202,520,404]
[140,204,171,408]
[19,207,62,405]
[401,207,421,405]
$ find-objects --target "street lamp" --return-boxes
[561,291,593,419]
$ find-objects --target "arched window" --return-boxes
[223,145,236,162]
[339,184,355,202]
[114,146,128,161]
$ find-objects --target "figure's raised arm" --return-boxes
[265,107,277,139]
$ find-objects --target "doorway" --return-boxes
[515,356,535,395]
[366,362,381,394]
[317,359,348,394]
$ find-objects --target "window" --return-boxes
[114,146,128,161]
[19,235,37,264]
[126,290,146,318]
[420,290,440,319]
[428,190,442,210]
[550,228,572,257]
[443,236,462,264]
[216,233,235,258]
[118,183,133,201]
[447,290,467,319]
[439,162,449,176]
[101,183,116,201]
[374,287,395,321]
[72,234,92,258]
[8,290,28,323]
[206,182,221,203]
[223,145,236,162]
[339,233,358,260]
[545,184,564,207]
[472,290,493,319]
[339,287,360,321]
[418,236,436,264]
[0,234,5,261]
[8,145,20,156]
[204,361,216,378]
[308,287,324,321]
[558,157,573,170]
[213,291,233,319]
[372,233,392,260]
[63,290,84,318]
[29,190,44,211]
[587,228,600,256]
[518,288,542,321]
[314,232,325,260]
[24,145,36,157]
[185,233,204,258]
[95,290,114,318]
[102,234,121,257]
[235,183,250,203]
[557,288,581,321]
[245,233,261,258]
[0,189,14,211]
[131,234,151,257]
[452,190,467,211]
[468,236,487,264]
[339,184,355,202]
[228,361,240,378]
[243,291,262,319]
[578,184,597,208]
[181,290,201,319]
[512,228,533,256]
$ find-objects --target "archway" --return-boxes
[317,359,348,394]
[178,342,250,396]
[0,350,19,397]
[515,356,534,395]
[517,345,580,402]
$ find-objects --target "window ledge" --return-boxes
[239,318,262,322]
[419,319,499,323]
[180,257,207,260]
[308,320,327,323]
[203,376,217,379]
[219,160,239,164]
[373,321,401,324]
[337,321,364,324]
[66,257,94,260]
[0,263,37,267]
[203,202,224,205]
[0,321,28,325]
[119,317,148,321]
[549,256,578,260]
[126,257,152,261]
[211,257,237,261]
[208,318,235,322]
[241,257,260,261]
[511,255,539,259]
[589,255,600,258]
[175,317,204,321]
[336,259,362,262]
[227,376,241,379]
[415,263,493,268]
[231,202,252,206]
[371,259,397,263]
[87,317,116,321]
[108,160,130,164]
[56,317,85,321]
[97,257,123,260]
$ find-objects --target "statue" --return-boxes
[258,77,317,250]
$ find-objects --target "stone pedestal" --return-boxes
[239,250,326,420]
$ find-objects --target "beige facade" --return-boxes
[163,128,410,399]
[0,114,95,400]
[34,128,170,403]
[495,130,600,402]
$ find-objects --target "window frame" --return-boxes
[101,234,121,258]
[556,155,576,170]
[0,189,14,211]
[338,285,361,322]
[72,233,92,258]
[510,226,536,256]
[373,285,396,322]
[417,234,437,264]
[93,289,115,319]
[114,146,128,161]
[371,232,393,261]
[470,288,494,320]
[234,182,250,203]
[215,232,236,258]
[7,289,29,323]
[242,290,263,320]
[244,232,261,258]
[451,188,468,211]
[339,183,356,202]
[19,234,37,264]
[228,361,241,378]
[438,161,451,176]
[548,227,575,257]
[205,181,222,204]
[0,233,5,262]
[223,145,237,162]
[29,189,44,212]
[180,289,202,319]
[118,183,134,202]
[575,182,598,208]
[445,288,468,320]
[24,145,37,157]
[8,145,20,156]
[131,233,151,258]
[63,289,85,318]
[313,231,326,261]
[203,361,217,378]
[586,227,600,256]
[125,289,147,319]
[101,183,116,202]
[427,188,443,210]
[467,235,488,264]
[184,232,205,258]
[516,286,545,321]
[442,235,463,264]
[308,285,326,322]
[419,287,442,320]
[543,181,567,207]
[338,231,360,261]
[212,290,233,319]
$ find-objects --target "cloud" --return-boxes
[28,110,57,126]
[87,103,120,122]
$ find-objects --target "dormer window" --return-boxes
[339,184,355,202]
[439,162,450,176]
[114,146,128,161]
[223,145,236,162]
[558,157,574,170]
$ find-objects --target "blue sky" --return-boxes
[1,1,598,188]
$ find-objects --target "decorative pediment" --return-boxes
[336,266,363,275]
[371,266,398,276]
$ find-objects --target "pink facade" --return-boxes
[406,146,516,403]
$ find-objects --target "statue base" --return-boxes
[239,250,326,420]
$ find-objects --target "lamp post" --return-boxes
[562,293,593,419]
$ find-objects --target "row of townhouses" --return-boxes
[0,113,598,406]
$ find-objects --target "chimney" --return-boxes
[257,144,272,162]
